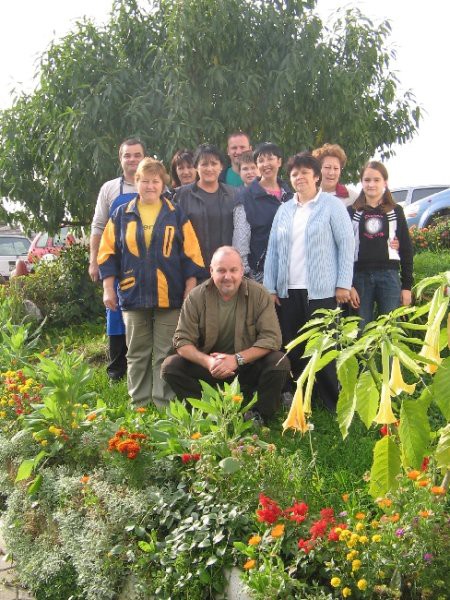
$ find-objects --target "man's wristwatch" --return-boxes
[235,353,245,367]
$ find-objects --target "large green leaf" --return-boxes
[219,457,241,475]
[355,371,379,429]
[369,436,401,498]
[435,424,450,470]
[15,459,34,483]
[187,398,220,416]
[399,399,430,469]
[337,355,358,438]
[430,356,450,420]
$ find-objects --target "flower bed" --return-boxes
[0,273,448,599]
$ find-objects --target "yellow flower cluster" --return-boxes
[48,425,63,437]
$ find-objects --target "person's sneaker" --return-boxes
[243,409,265,428]
[281,391,294,409]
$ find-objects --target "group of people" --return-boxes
[89,132,413,424]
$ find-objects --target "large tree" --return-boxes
[0,0,420,231]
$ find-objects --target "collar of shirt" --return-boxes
[295,190,321,207]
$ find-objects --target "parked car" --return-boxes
[0,234,31,279]
[404,188,450,228]
[27,226,77,263]
[392,185,450,207]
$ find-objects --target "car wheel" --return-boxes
[425,209,449,227]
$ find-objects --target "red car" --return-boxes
[27,227,77,263]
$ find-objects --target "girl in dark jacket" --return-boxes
[349,161,413,328]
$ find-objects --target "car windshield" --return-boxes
[0,237,30,256]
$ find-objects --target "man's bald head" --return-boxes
[210,246,244,300]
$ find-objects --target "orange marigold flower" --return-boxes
[342,493,349,502]
[431,486,446,495]
[355,512,366,520]
[417,479,430,488]
[271,524,285,538]
[135,407,147,413]
[243,559,256,570]
[248,535,262,546]
[419,510,430,518]
[117,439,141,457]
[377,497,392,508]
[389,513,400,523]
[407,470,420,480]
[232,394,243,403]
[86,413,97,421]
[80,475,90,484]
[129,432,147,440]
[191,432,202,440]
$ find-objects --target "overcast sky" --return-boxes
[1,0,448,187]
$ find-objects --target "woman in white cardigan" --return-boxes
[263,152,354,411]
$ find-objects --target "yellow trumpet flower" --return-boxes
[419,288,448,374]
[374,342,397,425]
[389,357,416,395]
[374,382,397,425]
[283,384,309,434]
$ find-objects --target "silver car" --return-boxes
[392,185,450,207]
[0,234,31,279]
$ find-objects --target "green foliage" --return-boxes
[0,0,420,229]
[14,244,103,327]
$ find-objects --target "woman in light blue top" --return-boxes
[263,152,354,410]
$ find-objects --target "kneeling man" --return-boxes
[161,246,290,423]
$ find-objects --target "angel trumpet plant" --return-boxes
[282,308,352,435]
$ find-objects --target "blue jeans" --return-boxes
[353,269,401,328]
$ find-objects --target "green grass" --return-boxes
[413,250,450,283]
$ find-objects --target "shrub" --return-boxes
[409,220,450,253]
[14,244,103,327]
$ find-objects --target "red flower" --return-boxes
[380,425,389,437]
[298,538,314,554]
[309,518,328,539]
[256,494,282,524]
[181,453,201,464]
[421,456,430,472]
[285,501,309,523]
[328,528,340,541]
[320,508,335,522]
[259,493,277,508]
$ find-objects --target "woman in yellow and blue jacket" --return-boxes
[98,157,206,409]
